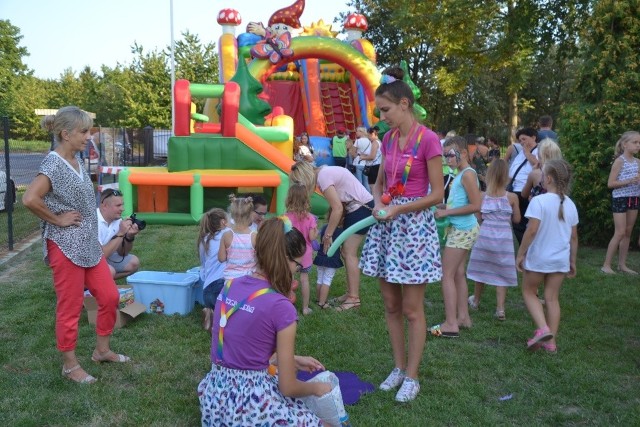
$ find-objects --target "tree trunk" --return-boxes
[508,91,518,144]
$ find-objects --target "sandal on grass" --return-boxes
[91,350,131,363]
[428,324,459,338]
[335,299,360,312]
[62,365,97,384]
[328,294,348,305]
[317,302,331,309]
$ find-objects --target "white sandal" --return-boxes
[91,350,131,363]
[62,365,97,384]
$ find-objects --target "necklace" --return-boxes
[389,121,419,186]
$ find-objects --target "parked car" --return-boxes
[153,129,171,158]
[0,170,16,212]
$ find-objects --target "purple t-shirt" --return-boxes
[212,275,297,370]
[381,125,442,197]
[316,166,373,212]
[285,212,317,268]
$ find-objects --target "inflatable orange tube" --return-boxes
[236,123,295,172]
[129,173,194,186]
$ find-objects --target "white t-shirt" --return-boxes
[97,208,121,245]
[199,228,229,288]
[523,193,579,273]
[508,147,537,192]
[353,137,371,166]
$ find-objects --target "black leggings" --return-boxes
[366,164,380,185]
[512,192,530,244]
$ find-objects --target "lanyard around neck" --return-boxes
[216,279,275,362]
[387,124,425,188]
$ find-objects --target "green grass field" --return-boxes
[0,224,638,426]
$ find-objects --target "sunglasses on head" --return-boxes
[101,189,122,202]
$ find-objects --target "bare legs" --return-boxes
[439,247,472,333]
[379,280,426,379]
[299,272,311,315]
[602,210,638,274]
[337,234,365,306]
[522,271,564,347]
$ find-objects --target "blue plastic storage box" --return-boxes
[126,271,198,315]
[186,266,204,305]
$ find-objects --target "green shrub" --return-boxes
[559,0,640,246]
[561,102,640,245]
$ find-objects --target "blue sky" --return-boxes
[2,0,351,80]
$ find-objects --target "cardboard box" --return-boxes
[84,285,146,328]
[126,271,198,315]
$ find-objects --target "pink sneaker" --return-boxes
[527,326,553,351]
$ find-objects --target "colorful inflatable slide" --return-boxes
[119,1,381,224]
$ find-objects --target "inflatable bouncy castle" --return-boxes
[118,0,383,224]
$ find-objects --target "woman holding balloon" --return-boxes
[358,66,443,403]
[289,161,373,312]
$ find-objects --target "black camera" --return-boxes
[129,213,146,231]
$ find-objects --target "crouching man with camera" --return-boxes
[97,189,144,279]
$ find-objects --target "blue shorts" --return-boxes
[203,278,225,309]
[344,201,375,235]
[612,196,639,213]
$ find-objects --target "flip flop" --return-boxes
[428,324,459,338]
[335,299,360,312]
[328,295,349,305]
[316,302,331,310]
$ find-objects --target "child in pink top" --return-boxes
[219,195,257,279]
[285,183,318,315]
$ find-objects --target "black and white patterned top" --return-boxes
[39,152,102,267]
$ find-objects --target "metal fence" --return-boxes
[0,116,170,254]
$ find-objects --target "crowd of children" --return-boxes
[194,73,640,422]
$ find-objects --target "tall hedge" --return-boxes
[560,0,640,246]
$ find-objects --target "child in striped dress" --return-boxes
[601,131,640,275]
[219,195,257,279]
[467,159,521,320]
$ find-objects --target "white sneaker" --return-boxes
[395,377,420,402]
[468,295,478,310]
[379,368,405,391]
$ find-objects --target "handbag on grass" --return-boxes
[300,371,350,427]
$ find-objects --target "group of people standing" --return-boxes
[31,73,637,424]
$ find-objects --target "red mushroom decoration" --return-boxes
[217,8,242,35]
[344,13,368,41]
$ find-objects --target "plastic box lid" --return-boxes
[127,271,198,287]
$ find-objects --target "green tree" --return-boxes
[0,20,32,137]
[9,75,49,139]
[48,68,85,108]
[344,0,588,140]
[171,31,220,112]
[93,65,131,127]
[561,0,640,245]
[124,43,171,128]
